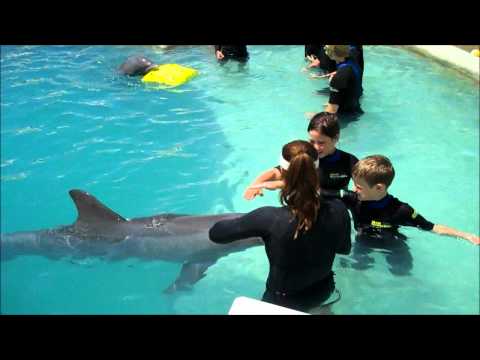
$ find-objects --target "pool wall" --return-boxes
[403,45,479,81]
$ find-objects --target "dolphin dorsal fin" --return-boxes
[69,189,127,225]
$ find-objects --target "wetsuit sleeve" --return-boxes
[321,189,357,210]
[339,190,357,210]
[209,207,272,244]
[396,204,435,231]
[329,68,350,105]
[335,202,352,254]
[321,189,342,198]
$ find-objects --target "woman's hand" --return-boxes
[244,187,264,200]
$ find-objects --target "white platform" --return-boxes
[228,296,309,315]
[407,45,479,79]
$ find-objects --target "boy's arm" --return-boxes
[321,189,357,209]
[243,168,282,200]
[431,224,480,245]
[399,205,480,245]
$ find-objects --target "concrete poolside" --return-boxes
[402,45,479,81]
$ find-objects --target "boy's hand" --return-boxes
[216,50,225,60]
[465,233,480,245]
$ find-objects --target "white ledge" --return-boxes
[403,45,479,81]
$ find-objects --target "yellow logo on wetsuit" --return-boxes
[370,220,392,229]
[411,210,418,219]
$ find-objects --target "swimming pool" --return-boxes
[1,45,478,314]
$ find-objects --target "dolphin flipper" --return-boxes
[163,260,217,293]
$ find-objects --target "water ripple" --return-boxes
[31,157,51,165]
[14,127,42,135]
[96,149,121,154]
[1,159,17,168]
[1,172,29,181]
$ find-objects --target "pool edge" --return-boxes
[402,45,479,82]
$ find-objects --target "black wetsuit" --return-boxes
[275,149,358,192]
[324,190,434,275]
[337,191,434,234]
[329,58,363,115]
[209,198,351,312]
[349,45,364,75]
[318,149,358,191]
[215,45,249,61]
[305,45,337,73]
[349,45,364,95]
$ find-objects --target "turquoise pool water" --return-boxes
[1,45,478,314]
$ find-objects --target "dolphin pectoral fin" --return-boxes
[163,260,217,294]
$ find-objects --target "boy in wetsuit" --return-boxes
[214,45,249,62]
[324,155,479,274]
[323,45,363,116]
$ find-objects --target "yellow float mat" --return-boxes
[141,64,198,87]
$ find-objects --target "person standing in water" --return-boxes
[214,45,249,62]
[244,112,358,200]
[210,140,351,313]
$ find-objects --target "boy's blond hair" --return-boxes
[352,155,395,188]
[324,45,351,59]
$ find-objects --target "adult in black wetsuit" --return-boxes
[323,155,480,274]
[210,140,351,313]
[244,112,358,200]
[304,45,337,73]
[349,45,364,96]
[214,45,249,62]
[324,45,363,116]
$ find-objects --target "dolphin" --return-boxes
[1,189,263,293]
[119,55,158,76]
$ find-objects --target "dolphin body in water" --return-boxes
[1,189,263,293]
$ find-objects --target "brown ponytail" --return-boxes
[279,140,320,239]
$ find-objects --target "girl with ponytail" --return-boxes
[279,140,321,240]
